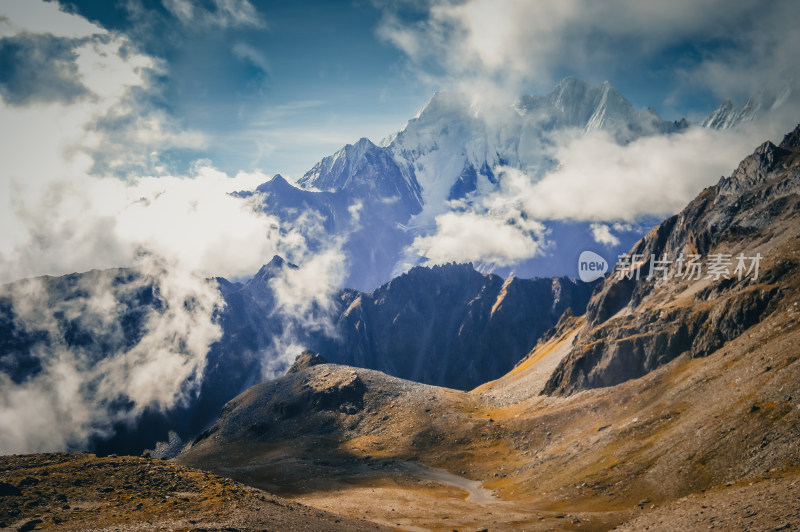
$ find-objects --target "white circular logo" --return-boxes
[578,250,608,282]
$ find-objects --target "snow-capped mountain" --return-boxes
[253,78,691,290]
[701,84,794,130]
[298,137,422,216]
[385,77,687,233]
[518,77,687,139]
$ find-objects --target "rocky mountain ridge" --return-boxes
[542,123,800,394]
[176,125,800,531]
[0,258,593,456]
[254,77,690,290]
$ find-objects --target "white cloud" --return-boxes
[0,3,287,283]
[685,2,800,102]
[515,119,798,221]
[262,246,348,379]
[411,209,546,267]
[0,0,104,38]
[0,255,223,453]
[162,0,265,29]
[232,41,270,73]
[376,0,797,102]
[590,223,620,247]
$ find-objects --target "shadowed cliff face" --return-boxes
[330,263,594,389]
[543,124,800,395]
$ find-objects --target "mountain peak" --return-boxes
[297,134,421,213]
[702,84,795,130]
[250,256,297,284]
[780,123,800,149]
[298,137,384,190]
[354,137,375,149]
[417,91,471,120]
[287,350,328,375]
[255,173,294,194]
[554,76,589,90]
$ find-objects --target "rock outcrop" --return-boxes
[543,124,800,394]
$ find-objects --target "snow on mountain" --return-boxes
[298,137,422,215]
[701,84,794,130]
[518,77,686,141]
[249,77,697,290]
[386,78,686,233]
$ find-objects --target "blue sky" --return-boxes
[0,0,798,283]
[54,0,432,177]
[9,0,793,179]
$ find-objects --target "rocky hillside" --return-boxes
[177,125,800,531]
[0,256,592,456]
[0,452,388,531]
[330,262,593,389]
[543,123,800,394]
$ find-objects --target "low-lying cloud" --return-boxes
[510,125,768,221]
[0,1,340,453]
[411,209,547,268]
[261,246,348,379]
[0,255,223,453]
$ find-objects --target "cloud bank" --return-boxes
[0,255,223,453]
[0,1,338,452]
[0,1,302,284]
[384,0,800,268]
[376,0,798,102]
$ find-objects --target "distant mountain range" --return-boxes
[175,124,800,531]
[0,256,593,454]
[701,84,795,130]
[248,77,788,291]
[3,78,795,460]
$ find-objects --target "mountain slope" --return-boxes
[330,263,593,389]
[0,452,388,531]
[701,84,794,130]
[517,77,685,141]
[0,259,592,455]
[253,77,685,290]
[543,123,800,394]
[178,124,800,531]
[298,137,422,216]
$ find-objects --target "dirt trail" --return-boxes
[398,460,496,504]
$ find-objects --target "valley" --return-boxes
[3,2,800,531]
[172,125,800,530]
[0,68,798,532]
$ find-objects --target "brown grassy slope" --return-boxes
[175,299,800,530]
[0,452,390,531]
[175,256,800,530]
[176,126,800,531]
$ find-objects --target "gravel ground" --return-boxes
[0,452,390,531]
[614,470,800,531]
